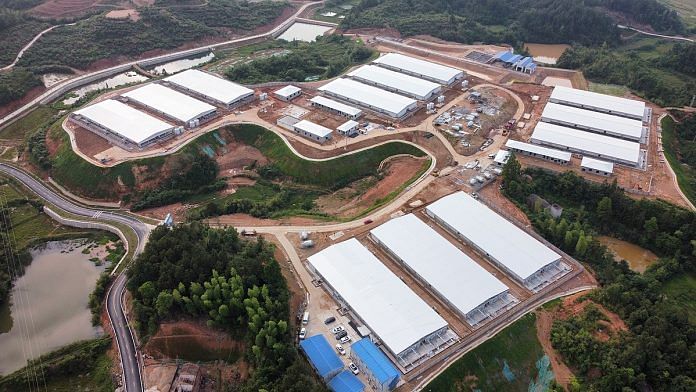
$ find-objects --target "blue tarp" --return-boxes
[300,335,343,380]
[328,370,365,392]
[351,338,400,389]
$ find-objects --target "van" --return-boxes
[302,311,309,325]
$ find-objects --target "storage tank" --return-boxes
[259,92,268,101]
[461,80,469,88]
[475,175,485,183]
[426,102,435,110]
[300,240,315,248]
[300,231,310,240]
[483,172,493,180]
[437,95,446,103]
[469,178,478,185]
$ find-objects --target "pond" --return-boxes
[277,22,333,42]
[62,71,148,106]
[150,52,215,76]
[0,240,106,375]
[524,43,571,65]
[598,236,659,273]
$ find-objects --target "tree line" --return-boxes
[126,223,327,391]
[501,156,696,390]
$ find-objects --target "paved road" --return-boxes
[0,23,75,71]
[617,24,694,42]
[0,163,148,392]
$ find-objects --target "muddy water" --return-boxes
[524,43,571,65]
[598,236,659,273]
[278,22,333,42]
[62,71,148,106]
[151,52,215,75]
[0,241,105,375]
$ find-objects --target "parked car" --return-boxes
[363,219,373,225]
[340,336,352,344]
[335,344,346,355]
[299,328,307,339]
[324,316,336,325]
[331,326,345,334]
[335,330,348,340]
[349,362,360,375]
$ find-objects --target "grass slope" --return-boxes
[660,115,696,204]
[662,272,696,324]
[0,106,57,141]
[425,314,548,392]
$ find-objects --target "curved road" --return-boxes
[0,163,149,392]
[0,23,75,71]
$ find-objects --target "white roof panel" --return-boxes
[370,214,509,316]
[426,192,561,281]
[373,53,463,84]
[550,86,645,119]
[542,102,642,140]
[74,100,173,145]
[164,69,253,105]
[348,65,440,99]
[581,157,614,173]
[337,119,359,132]
[310,96,363,117]
[531,122,641,165]
[319,78,417,117]
[294,119,333,138]
[505,139,572,161]
[274,85,301,98]
[308,238,448,356]
[122,84,216,123]
[494,150,511,165]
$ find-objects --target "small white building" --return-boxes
[293,119,333,143]
[493,150,511,166]
[273,85,302,101]
[581,157,614,176]
[337,120,360,136]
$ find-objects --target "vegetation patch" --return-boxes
[661,272,696,324]
[661,114,696,204]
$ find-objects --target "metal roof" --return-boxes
[351,339,400,386]
[531,122,641,165]
[122,84,216,123]
[328,370,365,392]
[299,335,344,378]
[164,69,253,105]
[505,139,572,161]
[550,86,645,119]
[319,78,417,117]
[496,51,514,62]
[542,102,643,140]
[426,192,562,281]
[581,156,614,173]
[74,100,173,145]
[307,238,447,356]
[370,214,509,316]
[494,150,511,165]
[274,84,301,98]
[348,65,440,99]
[294,119,333,138]
[373,53,463,84]
[337,119,359,132]
[310,96,363,117]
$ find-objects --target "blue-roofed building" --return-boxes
[507,54,523,65]
[350,338,400,391]
[328,370,365,392]
[495,51,514,62]
[300,335,344,381]
[514,57,537,74]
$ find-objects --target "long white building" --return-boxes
[541,102,643,142]
[292,119,333,143]
[348,65,441,100]
[309,96,363,120]
[319,78,418,118]
[72,100,175,148]
[549,86,646,121]
[163,69,254,108]
[505,139,571,165]
[425,192,568,292]
[373,53,464,85]
[370,214,517,327]
[307,238,456,370]
[121,83,217,127]
[531,122,641,166]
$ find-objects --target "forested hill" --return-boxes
[341,0,684,46]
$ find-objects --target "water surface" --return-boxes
[278,22,333,42]
[151,52,215,75]
[524,43,571,65]
[62,71,148,106]
[0,241,105,375]
[598,236,659,273]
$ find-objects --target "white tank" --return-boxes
[301,240,315,248]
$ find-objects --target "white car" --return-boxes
[299,328,307,339]
[335,344,346,355]
[349,362,360,375]
[339,336,351,344]
[331,326,345,334]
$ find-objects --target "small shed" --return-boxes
[493,150,511,166]
[337,120,360,136]
[581,156,614,176]
[300,335,344,381]
[274,85,302,101]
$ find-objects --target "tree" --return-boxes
[155,291,174,318]
[596,196,613,229]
